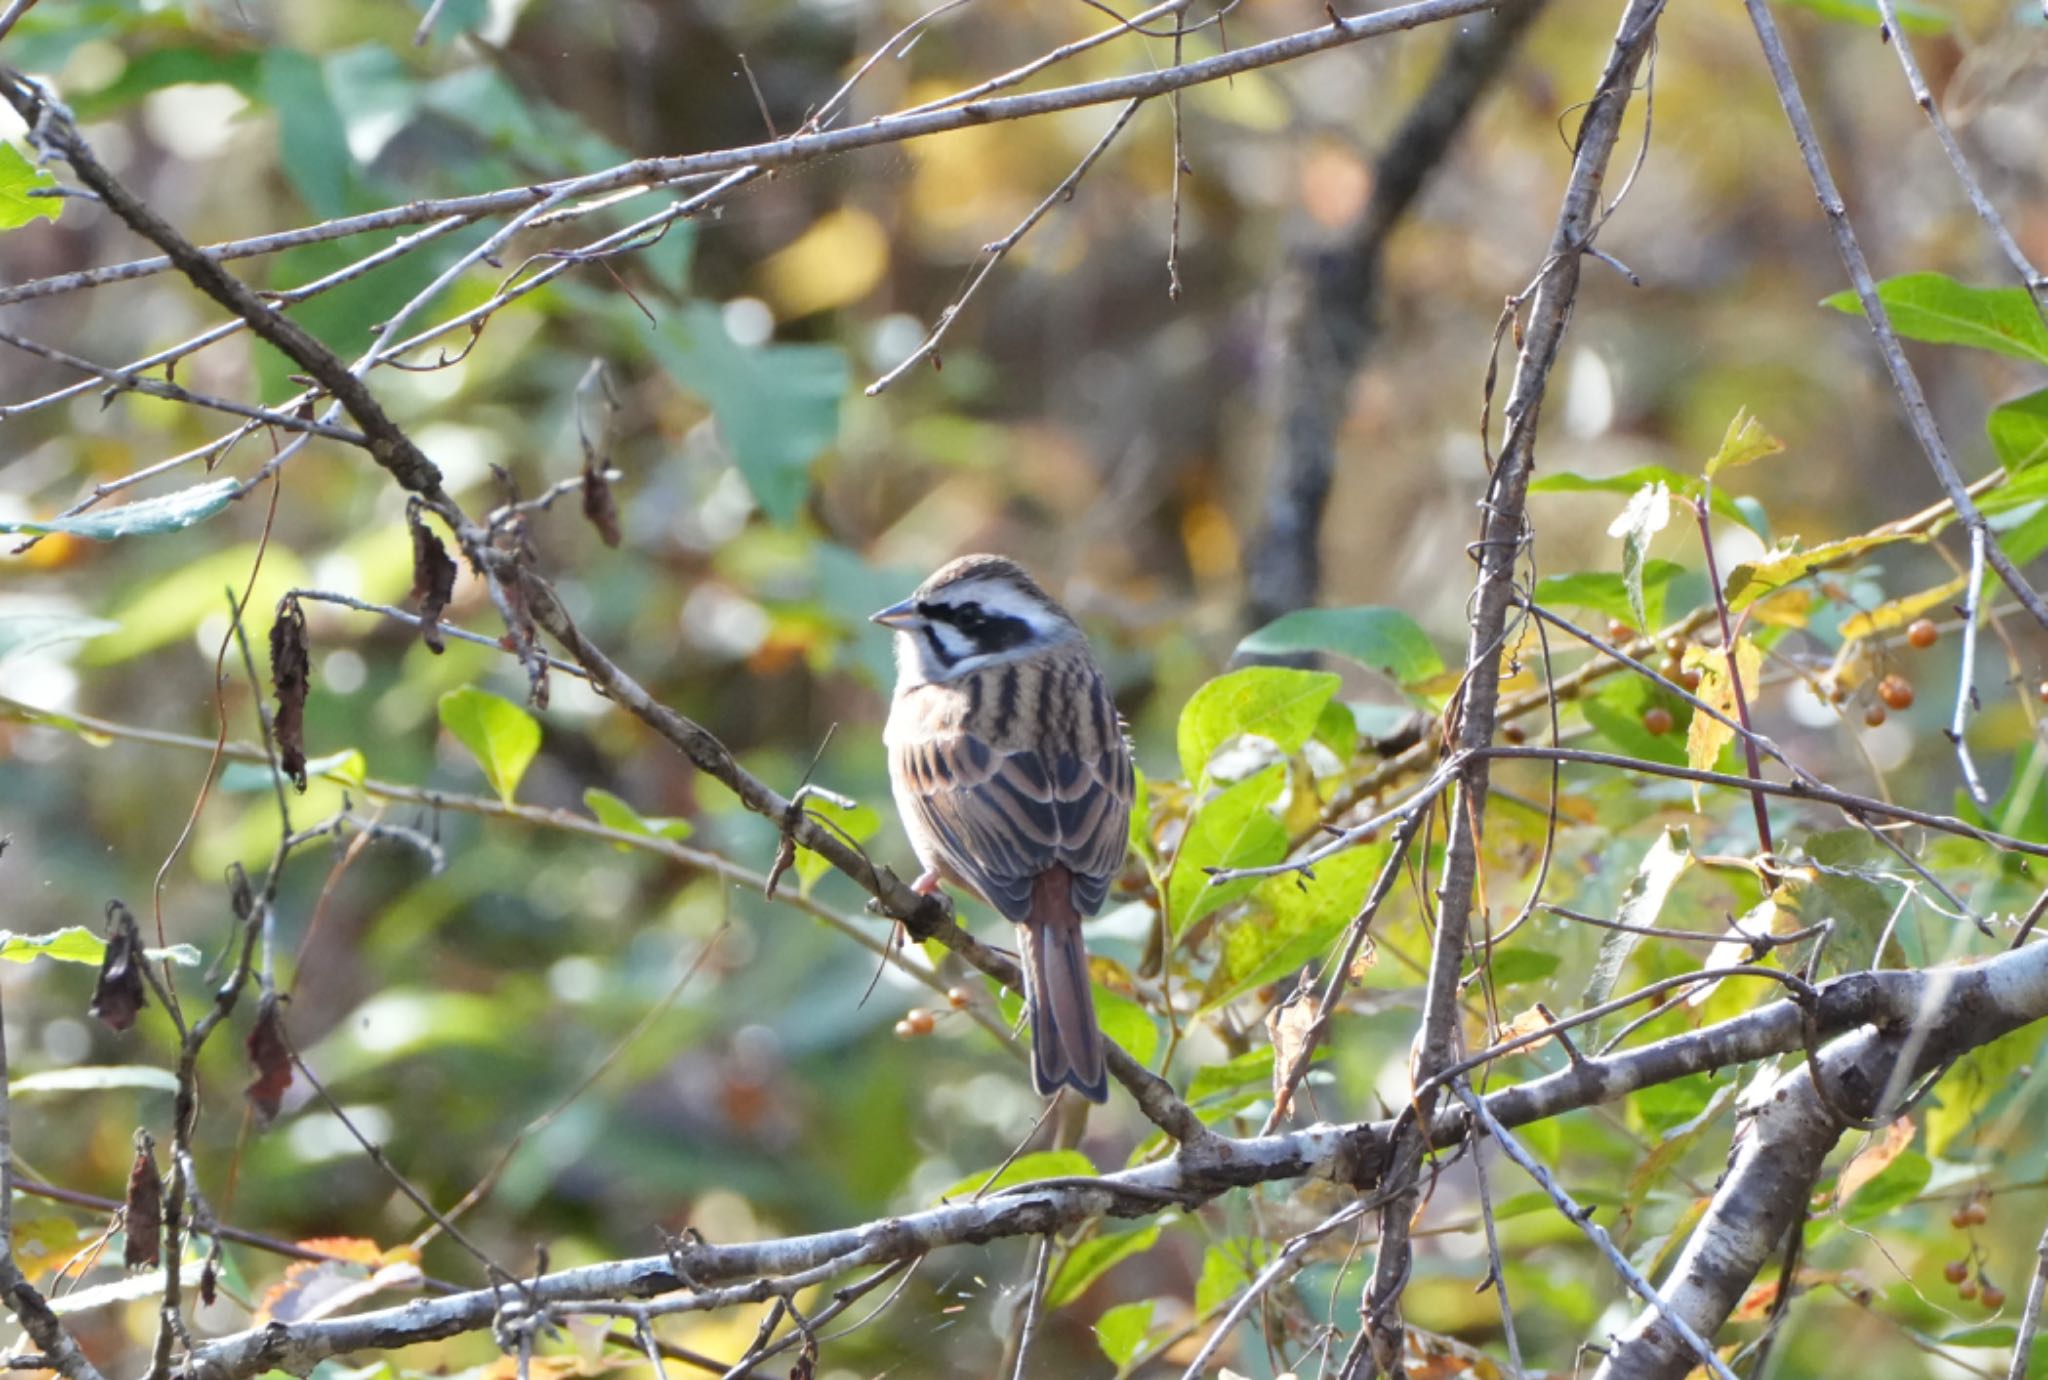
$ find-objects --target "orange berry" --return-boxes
[1665,636,1688,658]
[1643,707,1674,736]
[1966,1201,1990,1226]
[1864,704,1887,728]
[1503,723,1527,746]
[1944,1260,1970,1284]
[1983,1284,2007,1310]
[1878,674,1915,711]
[893,1019,916,1039]
[1678,668,1702,693]
[945,986,972,1010]
[1607,619,1635,645]
[904,1008,936,1036]
[1952,1207,1974,1230]
[1959,1280,1979,1301]
[1907,619,1939,649]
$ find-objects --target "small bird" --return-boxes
[873,555,1134,1103]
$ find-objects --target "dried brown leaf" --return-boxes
[122,1132,162,1270]
[89,900,148,1032]
[270,594,311,791]
[244,993,293,1124]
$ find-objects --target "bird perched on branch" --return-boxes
[873,555,1134,1103]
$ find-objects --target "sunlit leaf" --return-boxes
[1094,1300,1155,1368]
[1235,607,1443,688]
[1702,408,1784,480]
[12,1066,179,1096]
[1532,561,1684,630]
[438,687,541,806]
[1176,667,1340,785]
[1723,533,1914,610]
[1203,844,1385,1010]
[1609,481,1673,631]
[789,797,876,892]
[1167,765,1287,936]
[1195,1242,1265,1314]
[0,143,60,231]
[1823,272,2048,366]
[1584,828,1691,1019]
[1837,578,1967,641]
[759,207,890,317]
[1989,388,2048,473]
[1684,637,1762,804]
[0,479,238,541]
[1047,1224,1161,1310]
[1779,0,1948,29]
[939,1149,1095,1202]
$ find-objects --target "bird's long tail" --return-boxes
[1021,868,1108,1103]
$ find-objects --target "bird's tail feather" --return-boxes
[1021,870,1108,1103]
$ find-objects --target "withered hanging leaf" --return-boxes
[90,901,148,1032]
[123,1132,162,1270]
[199,1256,218,1307]
[406,502,457,655]
[581,465,621,548]
[270,594,311,791]
[244,993,293,1124]
[1265,974,1322,1125]
[226,860,254,923]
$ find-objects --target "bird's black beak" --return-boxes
[870,598,925,631]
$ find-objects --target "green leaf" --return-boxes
[0,612,119,663]
[1823,272,2048,366]
[1176,667,1341,786]
[1234,608,1443,687]
[1488,948,1561,987]
[1842,1149,1931,1224]
[1780,0,1948,29]
[1047,1224,1161,1310]
[260,49,356,219]
[1167,765,1287,936]
[1195,1242,1265,1313]
[438,688,541,806]
[221,749,364,792]
[582,787,694,848]
[1094,988,1158,1068]
[68,47,266,121]
[1990,388,2048,473]
[1583,675,1687,767]
[1610,480,1674,631]
[0,928,199,968]
[1094,1300,1155,1368]
[0,479,238,541]
[1583,828,1691,1018]
[0,143,60,231]
[1187,1047,1278,1103]
[651,304,847,524]
[1532,561,1684,630]
[1204,845,1386,1011]
[11,1066,179,1096]
[939,1149,1095,1202]
[1702,408,1784,480]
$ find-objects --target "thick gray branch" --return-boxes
[1596,948,2048,1380]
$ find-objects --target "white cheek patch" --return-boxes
[927,622,976,663]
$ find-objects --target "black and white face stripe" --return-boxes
[917,599,1036,668]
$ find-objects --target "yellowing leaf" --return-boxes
[1838,577,1967,641]
[759,207,889,318]
[1684,637,1762,806]
[1835,1116,1915,1209]
[1703,407,1784,480]
[1723,533,1915,610]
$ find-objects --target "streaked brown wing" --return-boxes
[896,660,1132,924]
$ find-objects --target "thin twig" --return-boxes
[1741,0,2048,633]
[1454,1082,1737,1380]
[866,96,1146,395]
[1952,524,1991,805]
[2008,1214,2048,1380]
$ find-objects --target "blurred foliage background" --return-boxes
[4,0,2048,1376]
